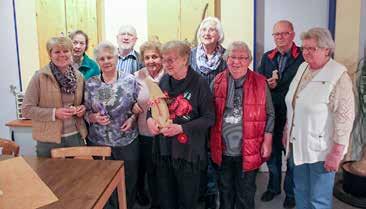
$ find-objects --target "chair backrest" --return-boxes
[51,146,112,160]
[0,138,20,156]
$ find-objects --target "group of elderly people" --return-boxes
[22,16,355,209]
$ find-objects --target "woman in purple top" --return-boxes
[84,41,139,209]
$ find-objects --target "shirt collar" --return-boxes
[267,42,300,60]
[118,49,138,60]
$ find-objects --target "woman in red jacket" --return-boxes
[210,41,275,209]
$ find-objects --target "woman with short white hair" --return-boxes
[284,27,355,209]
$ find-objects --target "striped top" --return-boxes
[116,49,143,74]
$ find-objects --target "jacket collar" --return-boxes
[267,42,300,61]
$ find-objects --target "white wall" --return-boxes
[263,0,329,51]
[103,0,148,50]
[255,0,329,171]
[0,0,21,138]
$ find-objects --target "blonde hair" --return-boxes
[139,41,162,62]
[46,37,73,56]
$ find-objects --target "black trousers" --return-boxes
[156,161,201,209]
[136,135,159,207]
[88,138,139,209]
[218,156,258,209]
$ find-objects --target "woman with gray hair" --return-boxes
[84,41,140,209]
[211,41,274,209]
[283,27,355,209]
[147,40,215,209]
[190,16,227,209]
[190,16,226,84]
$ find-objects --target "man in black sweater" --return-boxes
[256,20,304,209]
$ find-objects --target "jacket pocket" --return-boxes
[308,132,327,152]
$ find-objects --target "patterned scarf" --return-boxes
[49,62,77,94]
[195,43,224,75]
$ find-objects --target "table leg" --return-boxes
[117,167,127,209]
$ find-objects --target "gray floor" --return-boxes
[134,172,358,209]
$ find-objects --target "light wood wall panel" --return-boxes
[65,0,98,56]
[181,0,215,45]
[147,0,215,45]
[36,0,66,67]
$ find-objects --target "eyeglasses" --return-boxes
[301,46,321,53]
[162,57,178,64]
[272,32,292,37]
[228,56,250,61]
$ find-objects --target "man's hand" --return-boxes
[267,77,278,89]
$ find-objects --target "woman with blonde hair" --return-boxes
[22,36,87,157]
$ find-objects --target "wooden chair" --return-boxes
[51,146,112,160]
[0,138,20,156]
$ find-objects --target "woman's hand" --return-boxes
[74,105,86,117]
[120,117,133,132]
[261,133,273,159]
[89,112,110,125]
[324,143,345,172]
[132,102,143,114]
[147,118,159,135]
[55,107,74,120]
[160,124,183,137]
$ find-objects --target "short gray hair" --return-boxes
[197,16,224,44]
[94,41,118,60]
[161,40,191,60]
[301,27,335,56]
[118,25,137,37]
[224,41,252,61]
[274,20,294,31]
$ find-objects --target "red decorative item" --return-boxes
[168,94,192,120]
[177,133,188,144]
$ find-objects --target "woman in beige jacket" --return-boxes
[22,37,87,157]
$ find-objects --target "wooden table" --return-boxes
[2,156,127,209]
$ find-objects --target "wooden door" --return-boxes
[65,0,98,56]
[36,0,98,67]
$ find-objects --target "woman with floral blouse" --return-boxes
[84,41,139,209]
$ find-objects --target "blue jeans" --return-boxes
[293,161,335,209]
[266,143,295,198]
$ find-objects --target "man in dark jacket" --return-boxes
[256,20,304,209]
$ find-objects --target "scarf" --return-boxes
[49,62,77,94]
[160,67,197,97]
[195,43,224,75]
[226,73,246,108]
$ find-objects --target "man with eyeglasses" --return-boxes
[256,20,304,209]
[116,25,144,75]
